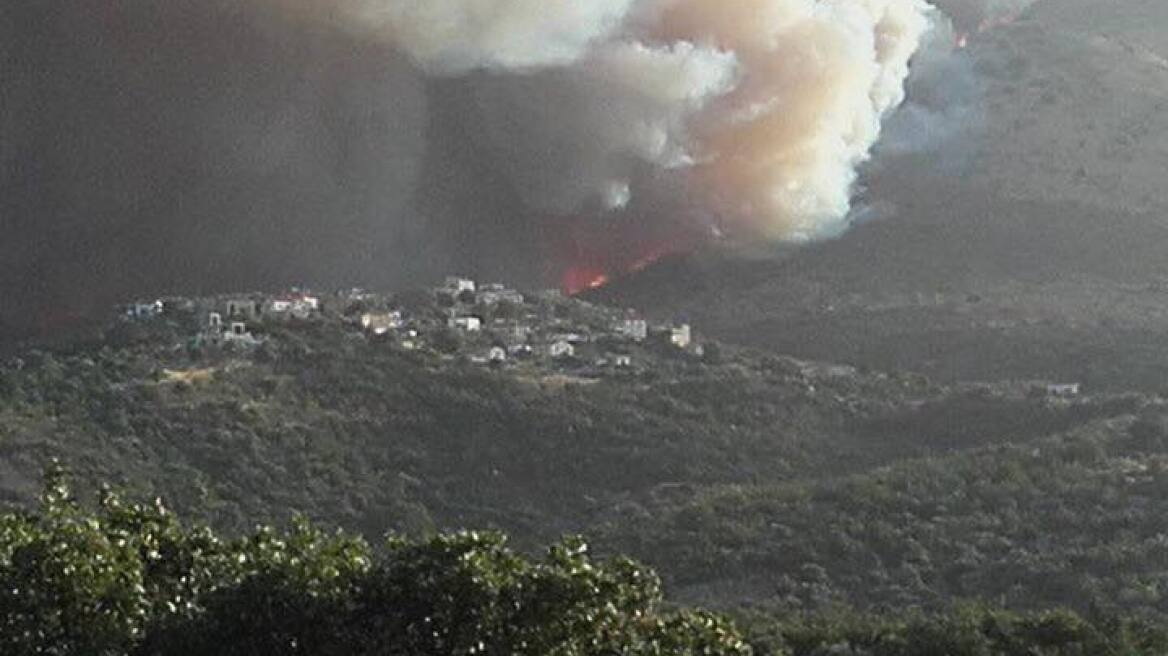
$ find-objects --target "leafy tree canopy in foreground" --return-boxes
[0,466,748,655]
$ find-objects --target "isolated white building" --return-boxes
[361,311,403,335]
[476,284,524,306]
[615,318,647,341]
[444,276,476,294]
[549,340,575,359]
[1047,383,1081,398]
[266,294,320,319]
[669,324,692,349]
[203,318,260,347]
[448,316,482,332]
[125,300,164,319]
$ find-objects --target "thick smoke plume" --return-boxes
[1,0,1008,333]
[357,0,932,241]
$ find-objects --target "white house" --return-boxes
[488,346,507,362]
[549,340,575,358]
[614,318,647,341]
[266,293,320,319]
[614,354,633,368]
[209,320,261,347]
[1047,383,1082,398]
[125,300,164,319]
[669,324,692,349]
[448,316,482,332]
[444,276,476,294]
[361,311,404,335]
[476,284,524,306]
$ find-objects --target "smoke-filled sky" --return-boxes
[0,0,1033,333]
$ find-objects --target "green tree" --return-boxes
[1,470,751,656]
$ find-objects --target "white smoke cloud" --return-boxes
[650,0,933,239]
[345,0,965,242]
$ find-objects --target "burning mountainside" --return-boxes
[547,211,716,294]
[356,0,931,241]
[1,0,1034,331]
[343,0,1038,293]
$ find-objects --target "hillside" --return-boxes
[0,293,970,540]
[5,288,1168,620]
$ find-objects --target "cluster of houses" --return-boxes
[122,289,324,349]
[121,276,703,372]
[353,276,700,369]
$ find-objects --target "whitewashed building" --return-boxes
[361,311,404,335]
[266,294,320,319]
[477,284,524,306]
[444,276,476,294]
[448,316,482,332]
[125,300,164,319]
[549,340,575,358]
[615,318,647,341]
[1047,383,1082,398]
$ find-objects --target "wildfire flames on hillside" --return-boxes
[549,216,714,295]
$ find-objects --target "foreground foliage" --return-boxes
[0,468,748,655]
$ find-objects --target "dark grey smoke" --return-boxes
[0,1,533,335]
[877,20,982,169]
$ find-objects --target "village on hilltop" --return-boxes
[121,276,706,375]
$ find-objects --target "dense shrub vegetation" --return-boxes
[1,468,749,655]
[742,607,1168,655]
[3,313,1168,623]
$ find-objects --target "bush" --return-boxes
[1,469,750,656]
